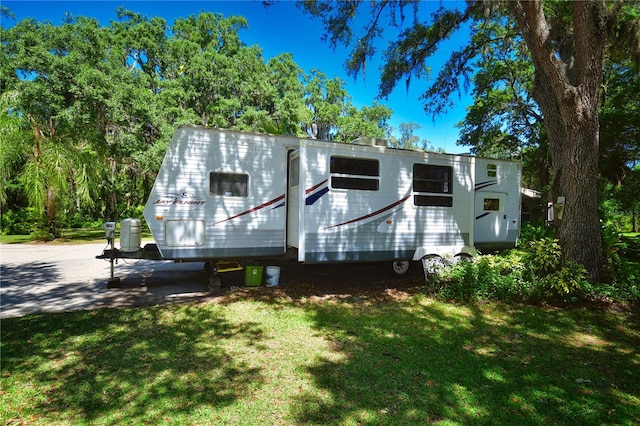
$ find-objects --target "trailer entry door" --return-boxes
[474,192,508,244]
[287,150,300,247]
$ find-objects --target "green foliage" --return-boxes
[587,261,640,302]
[519,238,588,301]
[437,237,593,303]
[438,251,528,303]
[518,222,554,245]
[437,259,478,302]
[532,261,588,301]
[435,225,639,304]
[0,208,38,235]
[524,237,561,276]
[599,62,640,186]
[1,9,393,235]
[598,229,640,301]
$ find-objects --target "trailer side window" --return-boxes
[330,156,379,191]
[487,164,497,177]
[414,195,453,207]
[210,172,248,197]
[413,164,453,207]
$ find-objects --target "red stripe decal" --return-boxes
[324,194,411,229]
[306,179,328,194]
[215,194,285,225]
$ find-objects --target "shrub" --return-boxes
[434,237,591,303]
[67,212,104,229]
[595,231,640,301]
[438,259,478,302]
[522,238,589,301]
[523,237,561,276]
[0,208,38,235]
[437,251,527,303]
[531,261,589,301]
[518,223,554,245]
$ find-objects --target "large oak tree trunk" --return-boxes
[539,79,604,281]
[510,0,607,281]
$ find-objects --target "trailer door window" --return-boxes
[210,172,248,197]
[484,198,500,211]
[289,155,299,187]
[413,164,453,207]
[330,156,379,191]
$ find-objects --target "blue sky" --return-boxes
[2,0,473,152]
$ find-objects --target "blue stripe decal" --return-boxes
[306,186,329,205]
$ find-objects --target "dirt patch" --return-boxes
[209,260,428,305]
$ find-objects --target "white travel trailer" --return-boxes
[124,125,520,275]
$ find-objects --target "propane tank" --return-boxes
[120,218,141,252]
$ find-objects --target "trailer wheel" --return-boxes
[391,260,412,277]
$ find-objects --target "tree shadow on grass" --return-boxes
[3,259,638,424]
[1,305,265,423]
[210,261,639,424]
[287,300,640,425]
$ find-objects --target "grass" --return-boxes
[2,291,639,425]
[0,227,154,244]
[0,228,107,244]
[0,234,36,244]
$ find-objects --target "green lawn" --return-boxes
[0,227,154,244]
[2,291,638,425]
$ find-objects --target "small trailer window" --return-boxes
[487,164,497,177]
[289,155,300,187]
[412,164,453,207]
[210,172,248,197]
[484,198,500,211]
[330,156,379,191]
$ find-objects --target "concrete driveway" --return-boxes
[0,242,212,319]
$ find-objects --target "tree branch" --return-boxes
[508,0,573,105]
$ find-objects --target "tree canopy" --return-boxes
[0,9,394,236]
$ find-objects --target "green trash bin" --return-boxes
[245,265,264,287]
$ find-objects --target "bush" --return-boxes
[437,259,478,302]
[523,237,561,276]
[437,251,527,303]
[0,208,38,235]
[595,231,640,301]
[525,238,591,301]
[65,211,104,229]
[518,222,554,245]
[530,261,589,301]
[435,237,591,304]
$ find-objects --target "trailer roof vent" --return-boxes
[350,137,388,147]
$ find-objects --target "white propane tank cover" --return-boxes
[120,218,141,252]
